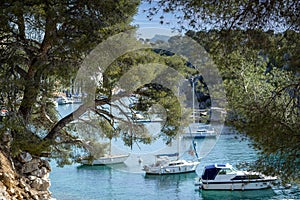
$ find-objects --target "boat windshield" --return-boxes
[169,162,184,166]
[218,167,238,175]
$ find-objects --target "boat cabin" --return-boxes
[201,164,239,180]
[201,164,266,181]
[198,163,277,190]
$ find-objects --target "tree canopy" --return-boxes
[144,0,300,32]
[0,0,140,159]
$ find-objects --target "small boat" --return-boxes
[195,163,277,190]
[131,112,151,123]
[79,135,129,165]
[183,123,218,139]
[79,154,129,165]
[57,96,73,105]
[143,138,200,175]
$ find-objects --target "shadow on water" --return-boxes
[200,189,276,200]
[76,163,128,172]
[144,173,197,190]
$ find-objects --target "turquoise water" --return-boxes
[49,105,300,200]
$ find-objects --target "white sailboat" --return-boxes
[183,123,217,139]
[80,154,129,165]
[79,105,129,165]
[79,138,129,165]
[142,136,200,175]
[183,81,218,139]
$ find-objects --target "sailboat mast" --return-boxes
[109,138,112,156]
[177,134,180,160]
[192,79,195,123]
[109,89,112,156]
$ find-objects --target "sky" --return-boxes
[132,1,182,39]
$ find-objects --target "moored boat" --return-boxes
[195,163,277,190]
[143,137,200,175]
[143,153,200,175]
[183,123,218,139]
[79,154,129,165]
[57,96,73,105]
[131,112,151,123]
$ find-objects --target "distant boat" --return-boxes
[72,97,82,104]
[131,112,151,123]
[185,82,218,139]
[79,105,129,165]
[195,163,277,190]
[79,154,129,165]
[78,137,130,165]
[142,137,200,175]
[183,123,218,139]
[57,96,73,105]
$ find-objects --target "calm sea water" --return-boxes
[49,104,300,200]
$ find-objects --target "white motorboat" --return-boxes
[143,138,200,175]
[143,154,200,175]
[80,154,129,165]
[195,163,277,190]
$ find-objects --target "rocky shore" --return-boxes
[0,150,52,200]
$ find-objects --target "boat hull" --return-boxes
[200,180,274,190]
[80,154,129,165]
[183,133,217,139]
[144,161,200,175]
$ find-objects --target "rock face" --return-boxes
[0,150,52,200]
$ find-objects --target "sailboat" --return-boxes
[183,123,217,139]
[79,105,129,165]
[183,80,217,139]
[79,153,129,165]
[79,138,130,165]
[142,136,200,175]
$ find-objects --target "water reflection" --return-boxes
[200,189,276,200]
[144,173,197,190]
[76,163,128,172]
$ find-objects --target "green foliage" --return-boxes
[189,29,300,181]
[145,0,299,32]
[2,116,52,156]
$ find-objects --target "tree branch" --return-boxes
[14,64,27,78]
[44,98,111,141]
